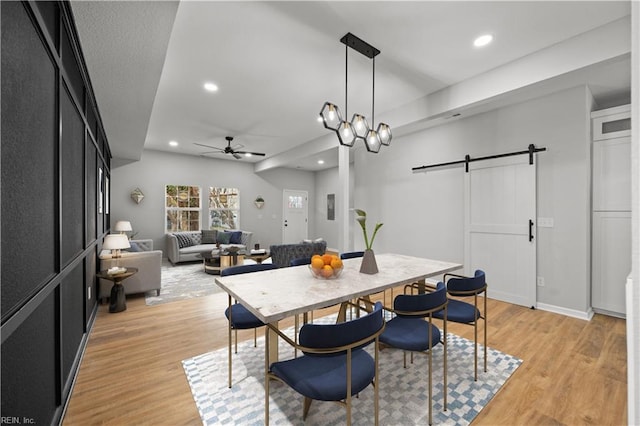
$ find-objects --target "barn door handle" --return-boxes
[529,219,534,242]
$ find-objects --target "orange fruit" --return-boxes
[311,254,322,262]
[311,257,324,270]
[321,265,334,278]
[330,258,343,270]
[321,254,333,265]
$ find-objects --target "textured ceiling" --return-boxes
[71,1,632,171]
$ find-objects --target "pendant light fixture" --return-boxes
[319,33,392,153]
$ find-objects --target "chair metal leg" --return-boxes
[228,295,233,388]
[443,311,448,411]
[265,330,270,425]
[474,319,478,381]
[484,294,488,373]
[302,397,312,420]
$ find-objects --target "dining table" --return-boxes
[214,253,462,363]
[214,252,461,423]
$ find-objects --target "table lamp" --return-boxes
[114,220,132,235]
[103,234,130,272]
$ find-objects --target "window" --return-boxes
[209,187,239,230]
[165,185,200,232]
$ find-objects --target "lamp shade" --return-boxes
[103,234,131,250]
[114,220,132,232]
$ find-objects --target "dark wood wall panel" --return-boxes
[60,22,83,105]
[86,139,97,244]
[1,2,111,424]
[61,263,85,388]
[61,84,85,267]
[1,0,58,317]
[1,292,58,423]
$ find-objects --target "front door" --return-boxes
[282,190,308,244]
[464,155,537,308]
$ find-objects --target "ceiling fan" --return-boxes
[194,136,266,160]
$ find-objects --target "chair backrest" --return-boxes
[340,251,364,259]
[289,257,311,266]
[269,241,327,268]
[299,302,384,355]
[446,269,486,295]
[393,282,447,317]
[220,263,279,276]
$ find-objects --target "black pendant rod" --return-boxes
[344,42,348,118]
[412,144,547,172]
[371,56,375,126]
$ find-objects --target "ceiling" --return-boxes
[70,1,632,171]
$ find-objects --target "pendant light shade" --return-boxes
[320,33,391,153]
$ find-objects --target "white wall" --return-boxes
[109,149,316,254]
[354,85,593,314]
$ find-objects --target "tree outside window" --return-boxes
[209,187,239,230]
[165,185,200,232]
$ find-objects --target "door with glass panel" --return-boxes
[283,190,308,244]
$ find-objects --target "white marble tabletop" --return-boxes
[215,253,462,324]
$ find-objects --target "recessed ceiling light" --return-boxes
[317,159,325,165]
[204,82,218,92]
[473,34,493,47]
[169,140,178,147]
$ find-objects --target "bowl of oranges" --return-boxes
[309,253,343,279]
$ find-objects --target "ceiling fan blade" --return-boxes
[232,153,242,160]
[235,150,266,157]
[194,142,224,151]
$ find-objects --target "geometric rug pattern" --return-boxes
[145,260,223,306]
[182,314,522,425]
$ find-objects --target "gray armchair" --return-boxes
[98,240,162,302]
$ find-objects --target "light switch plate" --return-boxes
[537,217,554,228]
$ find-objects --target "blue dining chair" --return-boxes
[266,301,385,425]
[379,282,448,426]
[289,256,311,266]
[222,263,279,388]
[433,269,487,381]
[340,251,364,259]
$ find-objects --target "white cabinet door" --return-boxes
[593,137,631,211]
[592,211,631,315]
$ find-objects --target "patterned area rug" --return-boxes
[182,315,522,425]
[145,260,223,306]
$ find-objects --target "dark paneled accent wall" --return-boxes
[1,1,111,424]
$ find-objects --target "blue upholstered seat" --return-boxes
[267,302,385,424]
[433,269,487,381]
[379,282,448,426]
[221,263,279,388]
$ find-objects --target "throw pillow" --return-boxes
[128,241,141,252]
[175,233,194,248]
[201,229,218,244]
[226,231,243,244]
[216,232,231,244]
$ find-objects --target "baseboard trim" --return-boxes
[536,302,594,321]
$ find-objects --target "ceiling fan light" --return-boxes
[377,123,392,146]
[336,121,356,147]
[319,102,342,131]
[350,114,370,139]
[364,129,382,153]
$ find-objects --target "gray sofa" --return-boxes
[166,230,252,264]
[98,239,162,302]
[269,241,327,268]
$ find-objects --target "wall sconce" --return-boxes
[254,196,265,209]
[131,188,144,204]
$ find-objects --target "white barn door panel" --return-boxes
[465,155,537,308]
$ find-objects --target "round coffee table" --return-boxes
[200,251,246,275]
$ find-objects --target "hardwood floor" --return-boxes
[63,290,627,425]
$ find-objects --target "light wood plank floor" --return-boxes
[63,288,627,425]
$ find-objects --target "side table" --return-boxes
[97,267,138,313]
